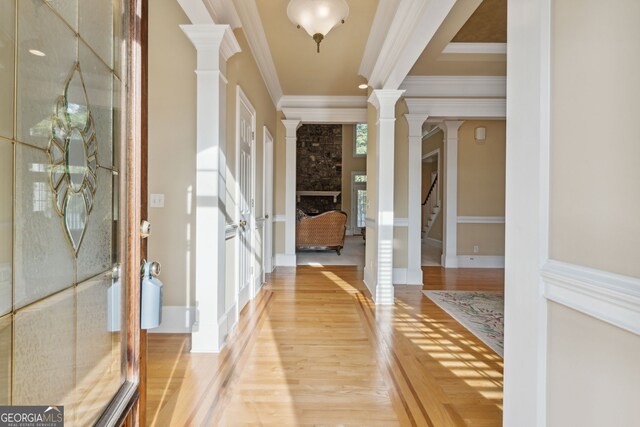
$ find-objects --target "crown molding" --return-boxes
[232,0,283,107]
[277,96,368,110]
[203,0,241,28]
[367,0,456,90]
[442,42,507,55]
[405,98,506,118]
[181,24,241,67]
[177,0,215,24]
[281,108,367,124]
[400,76,506,98]
[359,0,401,79]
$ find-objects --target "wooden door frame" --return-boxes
[99,0,147,425]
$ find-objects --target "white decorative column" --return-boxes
[440,120,464,268]
[282,120,301,267]
[181,25,240,352]
[405,114,429,285]
[369,90,404,304]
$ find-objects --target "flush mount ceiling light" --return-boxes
[358,84,368,89]
[287,0,349,53]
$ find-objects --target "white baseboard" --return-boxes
[456,255,505,268]
[542,260,640,336]
[363,265,376,298]
[217,302,238,348]
[253,271,264,297]
[443,255,459,268]
[275,253,297,267]
[423,237,443,248]
[238,283,251,312]
[392,268,423,285]
[148,306,196,334]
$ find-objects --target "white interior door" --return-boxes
[237,88,255,310]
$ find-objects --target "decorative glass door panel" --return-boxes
[1,0,132,424]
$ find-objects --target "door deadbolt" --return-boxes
[140,220,152,238]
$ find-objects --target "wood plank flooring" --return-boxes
[147,267,504,426]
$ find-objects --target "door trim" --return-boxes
[96,0,146,425]
[235,86,257,312]
[351,171,366,234]
[263,126,274,274]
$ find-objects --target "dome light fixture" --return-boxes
[358,84,368,90]
[287,0,349,53]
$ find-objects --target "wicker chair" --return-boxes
[296,210,348,255]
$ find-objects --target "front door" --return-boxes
[1,0,143,424]
[237,88,255,310]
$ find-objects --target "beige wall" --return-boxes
[341,124,367,232]
[457,120,506,256]
[391,114,506,266]
[148,1,276,310]
[546,2,640,425]
[549,0,640,278]
[547,302,640,426]
[148,0,197,307]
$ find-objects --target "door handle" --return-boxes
[239,219,247,228]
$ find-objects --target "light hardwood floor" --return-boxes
[147,267,504,426]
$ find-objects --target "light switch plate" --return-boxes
[150,193,165,208]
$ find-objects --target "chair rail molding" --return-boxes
[457,216,506,224]
[542,260,640,336]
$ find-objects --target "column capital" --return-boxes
[368,89,404,118]
[282,119,302,137]
[181,24,241,69]
[439,120,464,136]
[405,114,429,137]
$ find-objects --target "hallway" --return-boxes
[147,267,504,426]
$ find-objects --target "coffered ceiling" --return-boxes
[409,0,507,76]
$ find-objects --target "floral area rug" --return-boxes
[422,291,504,357]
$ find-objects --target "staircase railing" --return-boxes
[422,175,438,206]
[422,174,438,235]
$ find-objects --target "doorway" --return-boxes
[421,147,442,267]
[236,87,257,311]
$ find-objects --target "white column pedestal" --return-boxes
[181,25,240,352]
[369,90,404,304]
